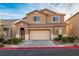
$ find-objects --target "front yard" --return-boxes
[53,34,79,47]
[0,37,24,47]
[0,34,79,48]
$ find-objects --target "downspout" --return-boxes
[46,14,48,24]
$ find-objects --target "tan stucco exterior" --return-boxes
[0,9,66,40]
[26,9,65,24]
[66,12,79,38]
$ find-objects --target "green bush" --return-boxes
[2,38,23,44]
[58,34,63,40]
[73,44,78,46]
[62,37,68,43]
[2,39,12,44]
[12,38,22,44]
[0,37,4,42]
[62,37,75,43]
[7,39,13,44]
[54,38,61,41]
[2,40,8,44]
[54,34,63,41]
[68,37,75,43]
[18,38,22,42]
[0,43,4,47]
[12,38,19,44]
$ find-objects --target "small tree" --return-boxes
[58,34,63,40]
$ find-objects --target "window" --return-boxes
[3,27,9,37]
[34,16,40,23]
[52,16,60,23]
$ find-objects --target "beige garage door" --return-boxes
[30,30,50,40]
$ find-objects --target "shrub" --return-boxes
[12,38,19,44]
[58,34,63,40]
[54,38,61,41]
[62,37,68,43]
[0,37,4,42]
[68,37,75,43]
[12,38,22,44]
[2,38,23,45]
[0,43,4,47]
[2,39,12,44]
[2,40,8,44]
[62,37,75,43]
[73,44,78,46]
[18,38,22,42]
[7,39,12,44]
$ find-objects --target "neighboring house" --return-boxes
[0,9,66,40]
[0,19,18,39]
[66,12,79,38]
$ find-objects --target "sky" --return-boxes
[0,3,79,20]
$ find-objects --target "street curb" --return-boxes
[0,46,79,50]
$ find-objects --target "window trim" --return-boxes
[33,16,40,23]
[52,16,60,23]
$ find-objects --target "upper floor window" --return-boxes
[33,16,40,23]
[52,16,60,23]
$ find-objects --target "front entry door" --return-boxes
[20,28,25,40]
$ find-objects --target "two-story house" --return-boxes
[0,9,66,40]
[11,9,66,40]
[0,19,18,39]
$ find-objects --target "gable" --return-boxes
[40,9,65,16]
[66,12,79,22]
[14,20,28,25]
[27,10,46,16]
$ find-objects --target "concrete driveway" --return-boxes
[19,40,55,47]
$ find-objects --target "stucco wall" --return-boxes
[26,10,65,24]
[66,13,79,37]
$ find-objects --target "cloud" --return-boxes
[0,3,79,20]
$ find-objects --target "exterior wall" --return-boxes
[12,22,29,40]
[0,25,4,37]
[0,19,18,39]
[46,15,64,24]
[26,10,65,24]
[41,10,65,24]
[12,24,17,38]
[53,27,66,37]
[66,13,79,38]
[26,12,46,24]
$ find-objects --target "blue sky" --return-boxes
[0,3,79,20]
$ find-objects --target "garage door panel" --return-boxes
[30,30,50,40]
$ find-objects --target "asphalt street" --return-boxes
[0,48,79,56]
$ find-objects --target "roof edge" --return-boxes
[40,8,65,15]
[66,12,79,22]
